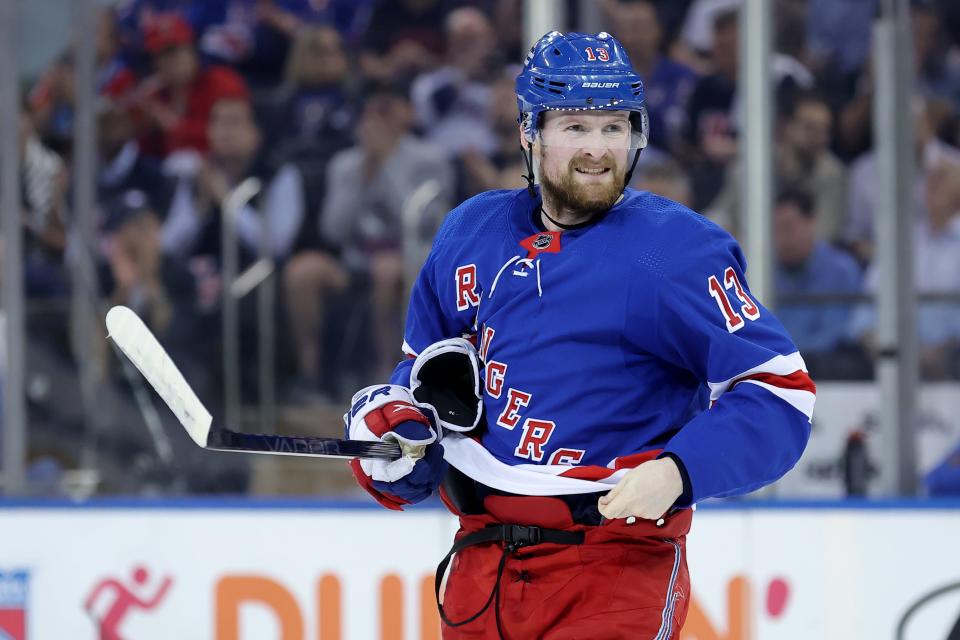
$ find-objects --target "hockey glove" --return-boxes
[410,338,484,433]
[344,384,447,510]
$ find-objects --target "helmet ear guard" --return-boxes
[630,106,650,150]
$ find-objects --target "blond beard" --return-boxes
[538,150,627,219]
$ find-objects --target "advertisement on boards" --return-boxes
[1,509,455,639]
[1,506,959,639]
[683,510,960,639]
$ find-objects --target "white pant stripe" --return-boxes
[653,540,682,640]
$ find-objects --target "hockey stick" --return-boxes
[105,306,402,461]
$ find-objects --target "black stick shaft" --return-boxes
[206,428,403,460]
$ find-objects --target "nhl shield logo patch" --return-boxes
[520,231,562,259]
[532,233,553,250]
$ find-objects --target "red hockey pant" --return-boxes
[440,495,692,639]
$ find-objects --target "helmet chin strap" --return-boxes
[540,205,595,231]
[521,141,538,200]
[623,147,643,189]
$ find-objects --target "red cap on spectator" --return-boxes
[95,68,139,114]
[143,13,194,54]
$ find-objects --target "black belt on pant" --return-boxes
[441,467,605,525]
[435,524,585,640]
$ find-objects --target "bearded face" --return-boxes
[534,111,632,216]
[538,146,627,214]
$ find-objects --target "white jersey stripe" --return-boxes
[441,434,631,495]
[740,379,816,421]
[401,340,418,358]
[707,351,808,402]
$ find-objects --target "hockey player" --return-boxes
[344,31,814,639]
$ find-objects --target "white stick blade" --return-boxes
[105,306,212,447]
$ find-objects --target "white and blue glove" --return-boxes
[344,384,447,510]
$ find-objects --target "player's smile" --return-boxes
[573,166,612,179]
[571,163,616,186]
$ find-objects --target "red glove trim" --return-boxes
[348,459,410,511]
[364,402,431,438]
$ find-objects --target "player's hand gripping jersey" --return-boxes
[391,187,814,505]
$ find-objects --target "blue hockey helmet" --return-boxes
[516,31,649,149]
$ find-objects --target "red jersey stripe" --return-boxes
[558,466,616,481]
[732,369,816,394]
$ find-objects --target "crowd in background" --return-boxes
[9,0,960,492]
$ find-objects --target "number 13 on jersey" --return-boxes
[708,267,760,332]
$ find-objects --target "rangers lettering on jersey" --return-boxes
[486,362,508,398]
[515,418,556,461]
[497,388,530,430]
[548,448,586,465]
[455,265,480,311]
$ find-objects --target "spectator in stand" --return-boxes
[321,84,453,380]
[672,0,739,72]
[411,7,499,158]
[604,0,698,155]
[709,90,847,242]
[675,0,809,71]
[189,0,364,91]
[97,89,173,218]
[624,0,695,55]
[775,91,847,243]
[28,8,131,156]
[100,189,196,343]
[163,97,307,266]
[360,0,447,85]
[845,101,960,264]
[114,1,333,74]
[458,65,527,197]
[130,13,249,159]
[851,161,960,380]
[160,95,307,396]
[681,8,740,210]
[683,7,813,211]
[114,0,197,64]
[913,160,960,378]
[263,25,356,403]
[836,2,960,161]
[14,104,69,300]
[28,53,76,157]
[256,24,354,170]
[773,188,862,365]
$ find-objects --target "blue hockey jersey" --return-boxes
[391,187,814,506]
